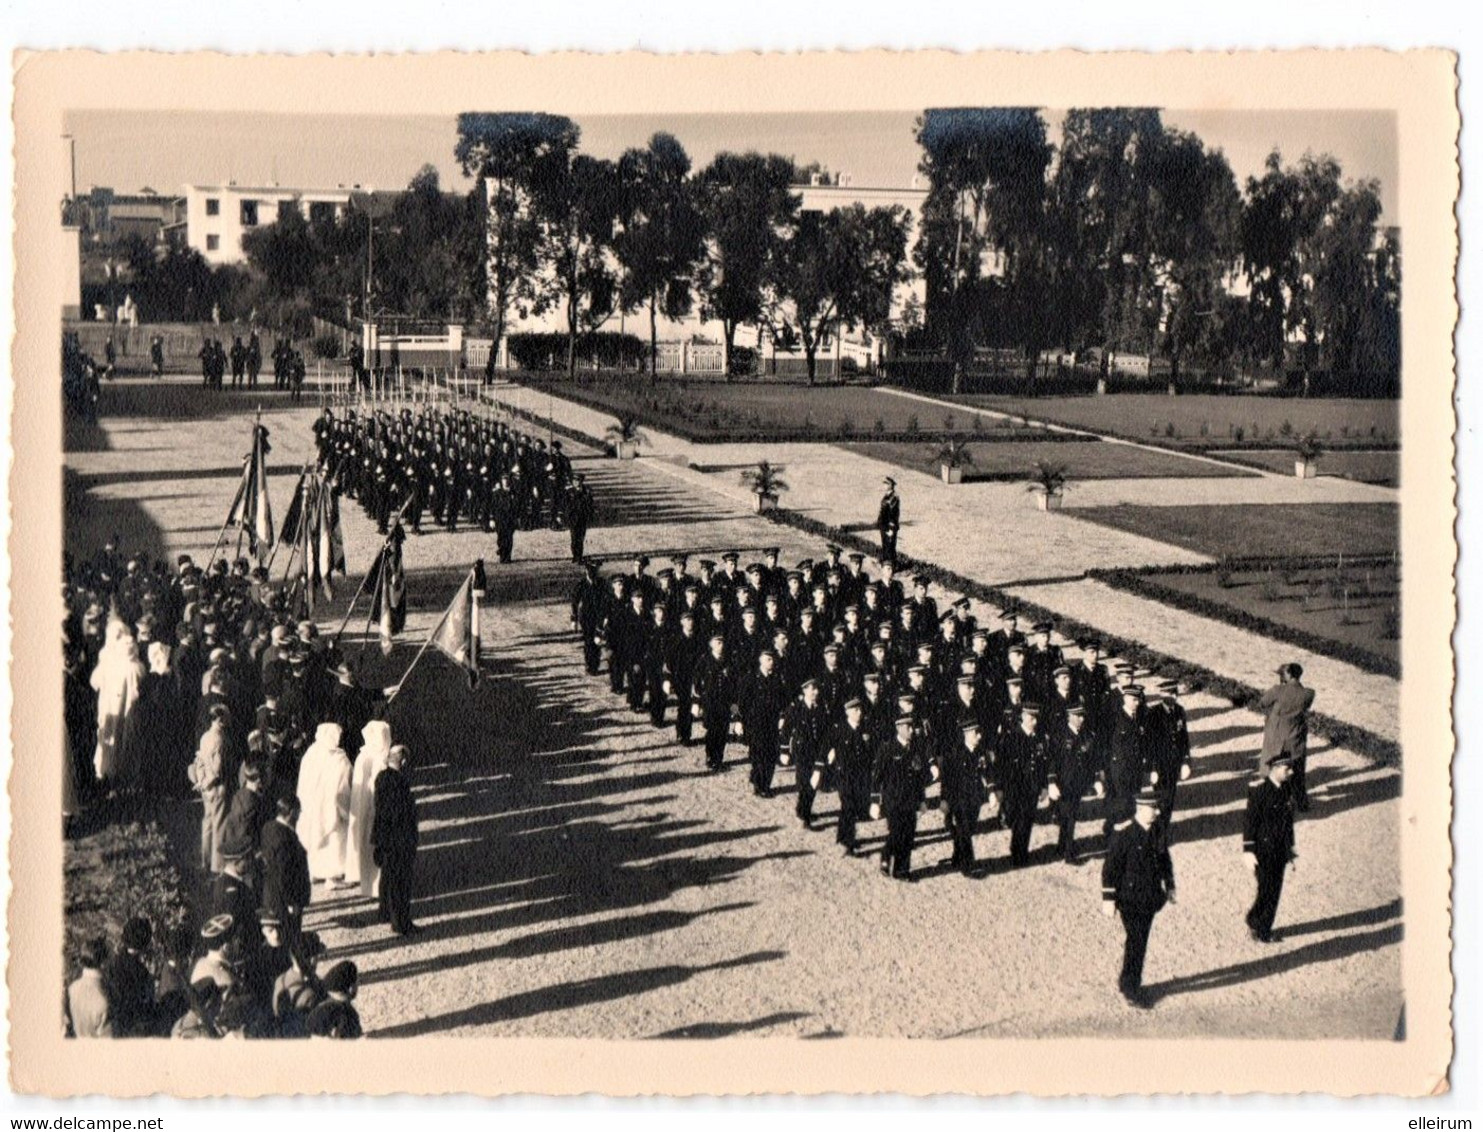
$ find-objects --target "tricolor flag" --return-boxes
[431,570,481,688]
[227,422,275,558]
[368,526,407,656]
[278,469,309,546]
[314,477,347,592]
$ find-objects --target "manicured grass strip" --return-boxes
[1209,448,1400,486]
[837,439,1253,481]
[1071,503,1400,561]
[1090,565,1400,678]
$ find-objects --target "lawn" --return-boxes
[514,375,1064,442]
[948,393,1399,451]
[1211,448,1400,487]
[1126,559,1401,674]
[838,439,1254,481]
[1071,503,1400,560]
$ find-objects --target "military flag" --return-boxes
[227,420,275,557]
[430,569,481,689]
[368,525,407,656]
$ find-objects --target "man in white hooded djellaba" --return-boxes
[345,719,392,899]
[90,617,145,788]
[296,722,353,886]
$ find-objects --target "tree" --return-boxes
[694,152,799,377]
[615,134,707,378]
[531,153,624,377]
[242,202,318,297]
[456,112,581,367]
[763,204,912,384]
[914,108,1054,391]
[1144,129,1242,382]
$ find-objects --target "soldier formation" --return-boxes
[569,544,1314,1009]
[196,333,304,398]
[314,405,593,562]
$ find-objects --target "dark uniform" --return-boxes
[1101,792,1175,1005]
[781,687,831,825]
[372,761,420,935]
[828,708,876,853]
[877,480,901,562]
[565,479,595,562]
[690,641,734,771]
[1047,707,1098,863]
[738,662,790,796]
[995,711,1048,867]
[938,724,989,873]
[871,724,931,880]
[1243,761,1297,942]
[570,565,607,676]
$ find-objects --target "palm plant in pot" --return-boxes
[1294,430,1323,479]
[1026,460,1070,511]
[935,438,974,485]
[740,460,789,513]
[605,413,648,460]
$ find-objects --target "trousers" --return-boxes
[1247,854,1288,937]
[1118,907,1156,994]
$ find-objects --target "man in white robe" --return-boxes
[91,621,144,786]
[345,719,392,899]
[296,722,352,885]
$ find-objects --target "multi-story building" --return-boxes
[169,184,353,265]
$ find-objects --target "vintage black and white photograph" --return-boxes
[8,48,1457,1097]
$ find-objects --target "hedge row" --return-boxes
[1089,567,1400,680]
[532,409,1401,767]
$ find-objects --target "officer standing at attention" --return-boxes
[1101,786,1175,1009]
[876,477,901,563]
[1243,752,1297,943]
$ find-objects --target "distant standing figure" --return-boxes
[1258,662,1316,811]
[246,332,262,388]
[565,474,595,563]
[1243,752,1297,943]
[1101,786,1175,1009]
[876,476,900,563]
[230,337,247,388]
[150,335,165,379]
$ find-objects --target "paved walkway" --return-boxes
[499,383,1400,749]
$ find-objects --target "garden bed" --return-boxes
[1091,558,1400,677]
[512,376,1081,444]
[1210,448,1400,486]
[839,439,1253,481]
[944,392,1399,451]
[1070,503,1400,561]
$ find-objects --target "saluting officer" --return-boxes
[1101,786,1176,1010]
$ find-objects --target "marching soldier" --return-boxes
[995,702,1048,868]
[877,476,901,562]
[643,603,672,728]
[1101,786,1176,1009]
[1243,752,1297,943]
[1047,700,1099,864]
[738,649,790,798]
[827,696,876,856]
[1103,684,1150,841]
[600,575,629,695]
[782,677,831,827]
[570,560,607,677]
[669,610,704,747]
[938,719,989,875]
[690,633,734,772]
[871,715,931,881]
[1146,680,1192,840]
[565,474,595,563]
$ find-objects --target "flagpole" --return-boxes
[386,567,470,707]
[331,493,415,643]
[264,460,311,573]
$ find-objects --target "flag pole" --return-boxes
[386,566,471,706]
[331,493,414,643]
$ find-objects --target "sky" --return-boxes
[63,107,1399,220]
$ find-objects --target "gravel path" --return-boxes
[68,381,1402,1041]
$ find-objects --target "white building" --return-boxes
[171,184,353,265]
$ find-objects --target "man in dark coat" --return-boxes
[1103,685,1151,841]
[372,745,421,936]
[1258,663,1316,811]
[1047,700,1098,864]
[643,603,673,728]
[1101,787,1176,1009]
[995,702,1048,868]
[827,697,876,855]
[570,559,607,677]
[1146,680,1193,840]
[782,678,831,827]
[668,611,704,746]
[1243,753,1297,943]
[738,650,790,797]
[490,474,518,562]
[102,916,157,1037]
[876,476,901,562]
[871,715,931,880]
[221,761,270,856]
[938,719,989,875]
[260,794,311,936]
[565,475,595,563]
[690,634,734,772]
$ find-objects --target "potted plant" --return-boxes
[1294,430,1323,479]
[606,413,648,460]
[1026,460,1070,511]
[935,438,973,484]
[740,460,789,513]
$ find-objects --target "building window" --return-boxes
[206,234,220,252]
[240,199,259,227]
[280,199,301,219]
[205,198,220,216]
